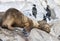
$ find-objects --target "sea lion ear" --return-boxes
[49,23,54,28]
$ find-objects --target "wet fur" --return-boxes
[2,8,39,32]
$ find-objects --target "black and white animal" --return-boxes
[32,4,37,18]
[46,5,51,21]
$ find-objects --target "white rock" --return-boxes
[28,28,59,41]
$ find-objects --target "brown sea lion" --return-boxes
[2,8,51,33]
[2,8,39,32]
